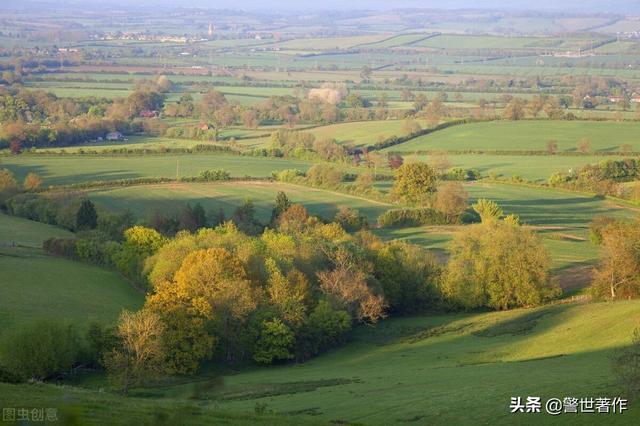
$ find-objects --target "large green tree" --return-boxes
[391,162,438,204]
[444,219,558,310]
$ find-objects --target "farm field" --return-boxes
[0,154,316,186]
[0,214,143,329]
[87,181,392,223]
[386,120,640,153]
[300,119,428,147]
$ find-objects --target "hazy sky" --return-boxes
[8,0,640,13]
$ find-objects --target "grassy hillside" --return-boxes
[87,181,392,223]
[134,300,640,425]
[0,214,142,329]
[387,121,640,153]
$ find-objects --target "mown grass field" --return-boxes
[1,154,315,186]
[0,214,143,329]
[129,300,640,425]
[386,120,640,153]
[87,181,392,223]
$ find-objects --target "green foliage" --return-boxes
[375,242,442,314]
[253,319,295,364]
[297,301,352,360]
[391,162,438,204]
[271,169,305,182]
[198,169,230,181]
[76,199,98,231]
[271,191,292,223]
[306,164,343,187]
[472,199,503,223]
[0,321,81,381]
[444,221,559,310]
[333,206,368,232]
[377,208,454,228]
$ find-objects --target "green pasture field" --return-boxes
[402,153,628,182]
[129,300,640,425]
[0,214,142,329]
[86,181,392,224]
[40,132,270,153]
[1,154,315,186]
[300,119,428,147]
[387,120,640,154]
[273,34,390,50]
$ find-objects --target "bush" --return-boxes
[377,208,454,228]
[253,319,295,364]
[306,164,343,187]
[443,168,481,181]
[334,206,368,232]
[296,301,351,360]
[198,169,230,181]
[271,169,305,182]
[0,321,81,381]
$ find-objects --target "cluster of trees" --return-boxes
[549,158,640,199]
[0,87,155,149]
[501,95,565,121]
